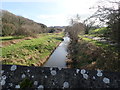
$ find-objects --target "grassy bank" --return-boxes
[1,33,63,66]
[67,34,120,72]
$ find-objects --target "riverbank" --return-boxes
[1,33,63,66]
[67,35,120,72]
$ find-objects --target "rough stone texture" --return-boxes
[0,65,120,89]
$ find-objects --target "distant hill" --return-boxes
[47,26,66,33]
[1,10,47,36]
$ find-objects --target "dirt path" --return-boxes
[1,37,34,47]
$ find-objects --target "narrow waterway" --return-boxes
[43,36,70,68]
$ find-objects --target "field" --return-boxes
[1,33,63,66]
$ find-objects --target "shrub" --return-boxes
[2,23,16,36]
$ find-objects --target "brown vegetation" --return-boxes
[1,10,47,36]
[2,36,34,47]
[67,39,120,72]
[65,14,85,43]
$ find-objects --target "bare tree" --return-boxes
[66,14,85,43]
[83,19,96,34]
[88,0,120,44]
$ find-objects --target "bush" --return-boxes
[2,23,16,36]
[15,25,34,36]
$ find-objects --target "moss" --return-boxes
[20,78,33,89]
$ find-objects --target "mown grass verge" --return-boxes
[1,33,63,66]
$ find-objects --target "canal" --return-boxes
[43,36,70,68]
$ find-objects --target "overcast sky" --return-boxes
[2,0,100,26]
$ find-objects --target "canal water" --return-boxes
[43,36,70,68]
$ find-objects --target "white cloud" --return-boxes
[62,0,98,15]
[32,0,99,26]
[37,14,66,20]
[36,14,68,26]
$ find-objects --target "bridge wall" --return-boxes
[1,65,120,89]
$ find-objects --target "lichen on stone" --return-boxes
[97,70,103,77]
[22,74,26,79]
[50,67,53,71]
[2,75,7,80]
[38,85,44,89]
[45,75,47,78]
[103,77,110,84]
[0,79,5,86]
[51,70,57,76]
[9,83,13,87]
[34,81,38,86]
[58,67,62,70]
[10,65,17,71]
[76,69,79,74]
[1,70,4,74]
[63,82,69,88]
[15,85,20,88]
[83,74,88,79]
[27,70,30,72]
[93,76,96,79]
[32,75,34,78]
[74,74,76,76]
[0,75,6,86]
[81,69,86,74]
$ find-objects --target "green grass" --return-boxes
[89,27,109,37]
[79,35,117,51]
[0,36,25,41]
[89,27,108,34]
[1,33,63,66]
